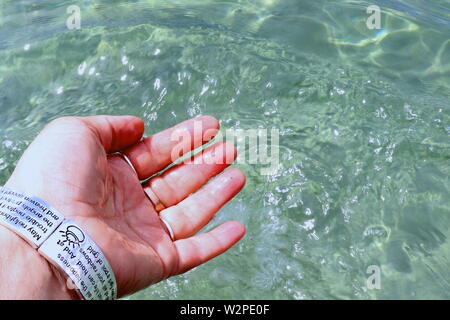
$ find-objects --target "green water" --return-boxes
[1,0,450,299]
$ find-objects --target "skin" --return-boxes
[0,115,246,299]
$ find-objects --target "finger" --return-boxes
[174,221,246,274]
[124,116,220,179]
[160,168,246,240]
[143,141,236,208]
[81,115,145,153]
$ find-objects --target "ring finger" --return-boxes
[159,168,246,240]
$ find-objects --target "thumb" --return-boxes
[81,115,145,153]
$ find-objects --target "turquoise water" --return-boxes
[0,0,449,299]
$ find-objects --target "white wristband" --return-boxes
[0,186,117,300]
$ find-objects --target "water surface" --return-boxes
[0,0,449,299]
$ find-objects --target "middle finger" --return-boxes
[142,141,236,209]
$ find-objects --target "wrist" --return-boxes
[0,225,79,300]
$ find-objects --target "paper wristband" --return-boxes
[0,186,117,300]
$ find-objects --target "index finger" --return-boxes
[124,116,220,179]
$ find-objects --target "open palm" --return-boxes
[5,115,246,298]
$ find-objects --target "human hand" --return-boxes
[3,115,246,298]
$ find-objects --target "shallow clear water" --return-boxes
[0,0,450,299]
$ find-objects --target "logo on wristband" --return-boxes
[60,225,85,248]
